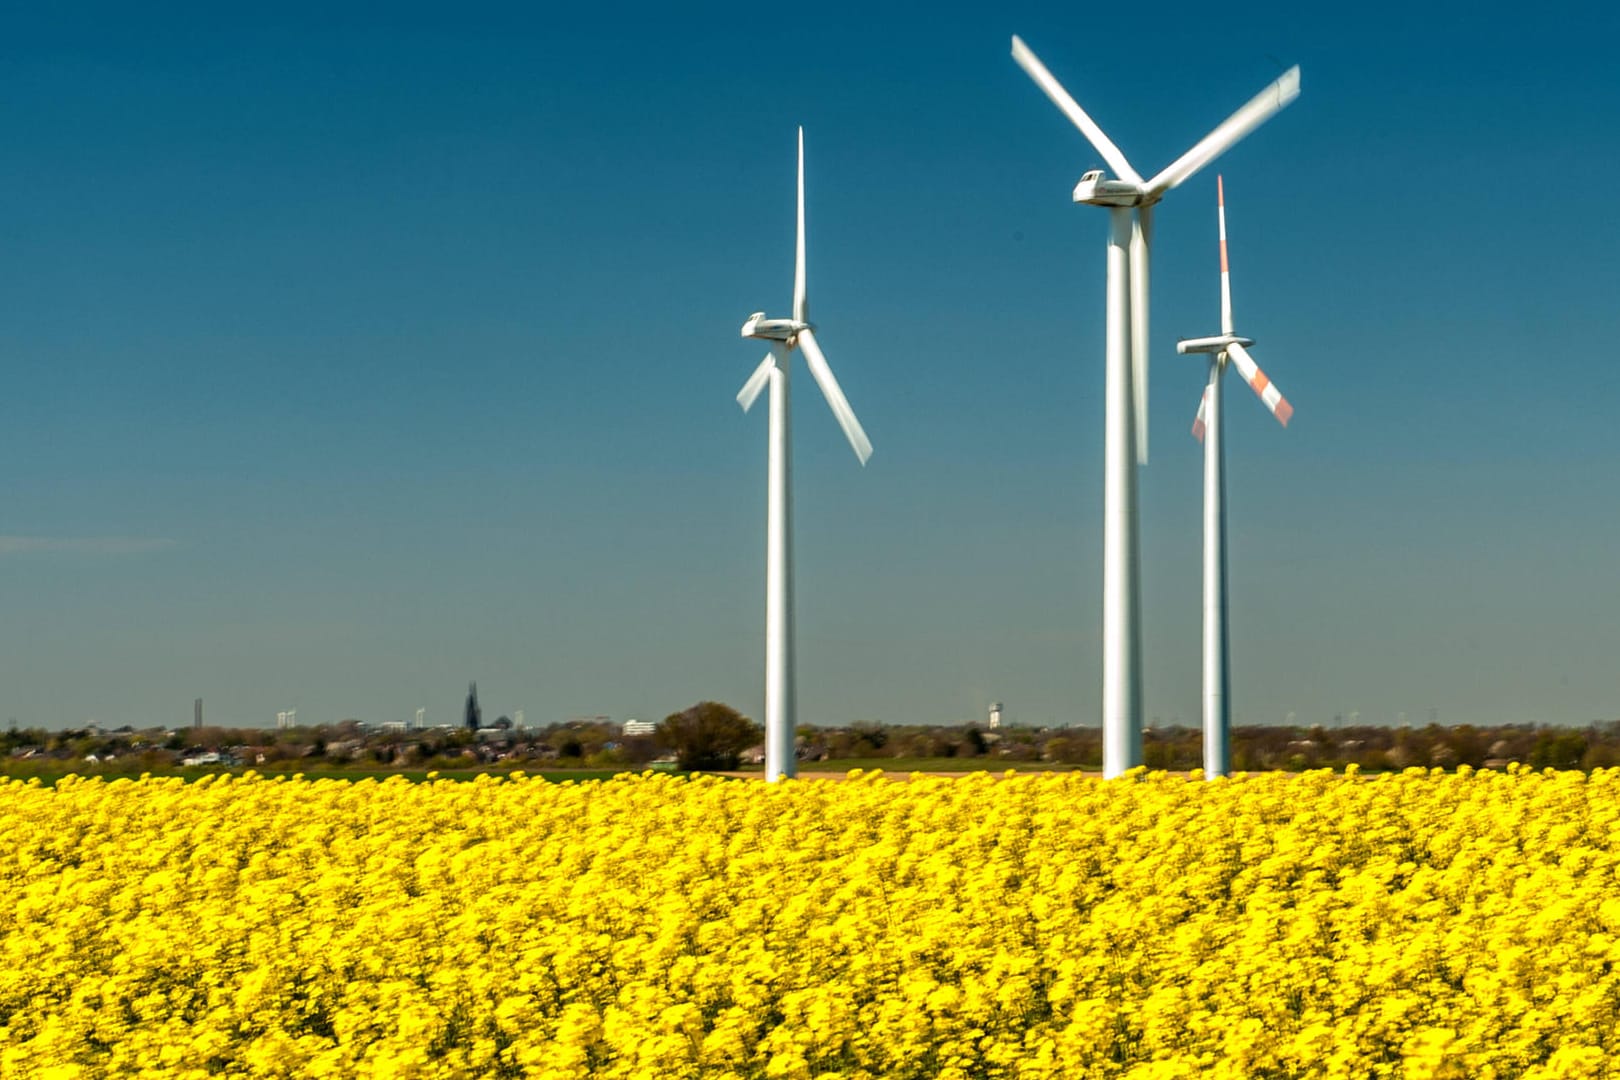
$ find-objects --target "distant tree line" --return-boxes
[789,721,1620,773]
[4,715,1619,776]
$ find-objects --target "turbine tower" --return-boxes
[1177,176,1294,777]
[1010,36,1300,777]
[737,128,873,782]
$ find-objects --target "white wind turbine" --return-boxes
[1010,35,1299,777]
[1178,176,1293,778]
[737,127,873,782]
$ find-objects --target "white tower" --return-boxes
[1177,177,1295,778]
[737,129,874,782]
[1009,36,1300,779]
[988,702,1003,730]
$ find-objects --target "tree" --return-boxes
[657,702,760,772]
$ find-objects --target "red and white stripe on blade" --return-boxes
[1225,341,1293,427]
[1192,386,1210,442]
[1218,176,1233,336]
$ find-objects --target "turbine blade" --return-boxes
[737,353,774,413]
[1218,174,1231,333]
[1130,206,1152,465]
[794,127,808,325]
[1144,66,1300,196]
[1010,35,1143,186]
[1192,385,1210,442]
[1225,341,1293,426]
[797,328,873,465]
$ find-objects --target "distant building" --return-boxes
[623,719,657,737]
[464,682,483,732]
[989,703,1003,730]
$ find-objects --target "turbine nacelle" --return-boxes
[1177,333,1253,355]
[1072,169,1154,208]
[741,312,811,343]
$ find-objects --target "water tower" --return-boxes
[988,702,1003,730]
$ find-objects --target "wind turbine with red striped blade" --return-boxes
[1010,35,1300,777]
[736,128,874,782]
[1177,176,1294,778]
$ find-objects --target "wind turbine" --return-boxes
[1177,176,1294,777]
[1010,35,1299,778]
[737,127,873,782]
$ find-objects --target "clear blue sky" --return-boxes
[2,1,1616,731]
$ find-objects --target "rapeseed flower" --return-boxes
[0,767,1614,1077]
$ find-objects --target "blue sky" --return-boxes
[1,1,1616,731]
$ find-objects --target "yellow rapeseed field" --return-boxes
[1,766,1617,1079]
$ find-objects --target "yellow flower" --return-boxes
[0,768,1616,1075]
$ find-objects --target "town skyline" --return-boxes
[2,3,1616,733]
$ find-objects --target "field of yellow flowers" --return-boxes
[1,766,1617,1079]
